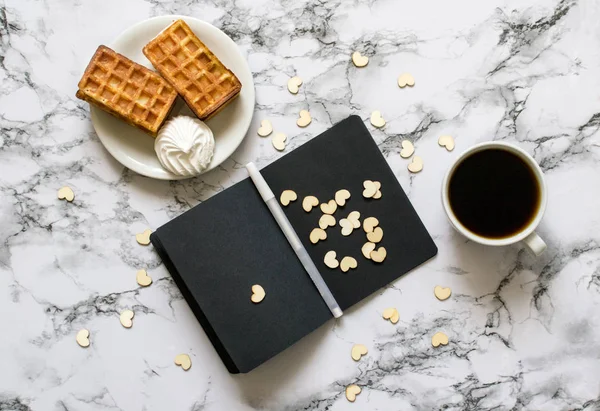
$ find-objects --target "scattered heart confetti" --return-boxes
[280,190,297,206]
[76,329,90,348]
[351,344,368,361]
[339,218,355,236]
[370,246,387,263]
[351,51,369,67]
[174,354,192,371]
[363,217,379,233]
[361,242,376,259]
[251,284,266,303]
[302,196,319,212]
[320,200,337,215]
[287,76,302,94]
[434,286,452,301]
[432,332,449,347]
[257,119,273,137]
[334,189,351,206]
[408,155,423,173]
[136,229,152,246]
[382,307,399,324]
[370,111,385,128]
[57,186,75,202]
[119,310,134,328]
[136,269,152,287]
[362,180,378,198]
[319,214,336,230]
[397,73,415,88]
[340,256,358,273]
[347,211,361,228]
[346,384,362,402]
[438,135,455,151]
[296,110,312,127]
[272,133,287,151]
[310,228,327,244]
[400,140,415,158]
[324,250,340,269]
[367,227,383,243]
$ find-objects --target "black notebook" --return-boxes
[151,115,437,373]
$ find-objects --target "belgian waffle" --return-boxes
[143,20,242,120]
[76,45,178,136]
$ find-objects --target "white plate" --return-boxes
[89,15,255,180]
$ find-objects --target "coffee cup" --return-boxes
[441,142,547,256]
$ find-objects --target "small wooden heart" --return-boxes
[351,344,368,361]
[257,119,273,137]
[367,227,383,243]
[280,190,297,206]
[57,186,75,202]
[324,250,339,269]
[136,269,152,287]
[340,256,357,273]
[120,310,134,328]
[136,229,152,246]
[438,135,455,151]
[431,332,449,347]
[310,228,327,244]
[334,189,351,206]
[362,180,378,198]
[361,242,376,259]
[297,110,312,127]
[302,196,319,212]
[339,218,354,236]
[174,353,192,371]
[76,329,90,348]
[408,156,423,173]
[370,111,385,128]
[382,307,399,324]
[272,133,287,151]
[400,140,415,158]
[319,214,336,230]
[251,284,266,303]
[370,247,387,263]
[347,211,361,228]
[351,51,369,67]
[287,76,302,94]
[434,286,452,301]
[397,73,415,88]
[345,384,361,402]
[363,217,379,233]
[320,200,337,215]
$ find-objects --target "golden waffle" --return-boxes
[143,20,242,120]
[76,45,178,136]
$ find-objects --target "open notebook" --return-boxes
[151,115,437,373]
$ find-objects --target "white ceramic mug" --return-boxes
[441,142,547,256]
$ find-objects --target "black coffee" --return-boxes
[448,148,540,239]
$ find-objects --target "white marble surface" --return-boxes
[1,0,600,410]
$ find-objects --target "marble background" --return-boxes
[1,0,600,409]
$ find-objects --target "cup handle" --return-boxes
[522,232,546,256]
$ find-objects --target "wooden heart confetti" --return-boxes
[382,307,399,324]
[272,133,287,151]
[432,332,449,347]
[319,214,336,230]
[251,284,266,303]
[174,354,192,371]
[340,256,358,273]
[119,310,134,328]
[362,180,378,198]
[367,227,383,243]
[370,111,385,128]
[280,190,297,206]
[257,119,273,137]
[351,344,368,361]
[400,140,415,158]
[370,246,387,263]
[57,186,74,202]
[361,242,376,259]
[397,73,415,88]
[408,155,423,173]
[320,200,337,215]
[434,286,452,301]
[351,51,369,67]
[339,218,355,236]
[347,211,361,228]
[76,329,90,348]
[302,196,319,212]
[287,76,302,94]
[345,384,361,402]
[136,269,152,287]
[372,181,382,199]
[363,217,379,233]
[310,228,327,244]
[324,250,339,269]
[296,110,312,127]
[136,229,152,246]
[334,189,351,206]
[438,135,455,151]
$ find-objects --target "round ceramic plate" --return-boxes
[89,15,255,180]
